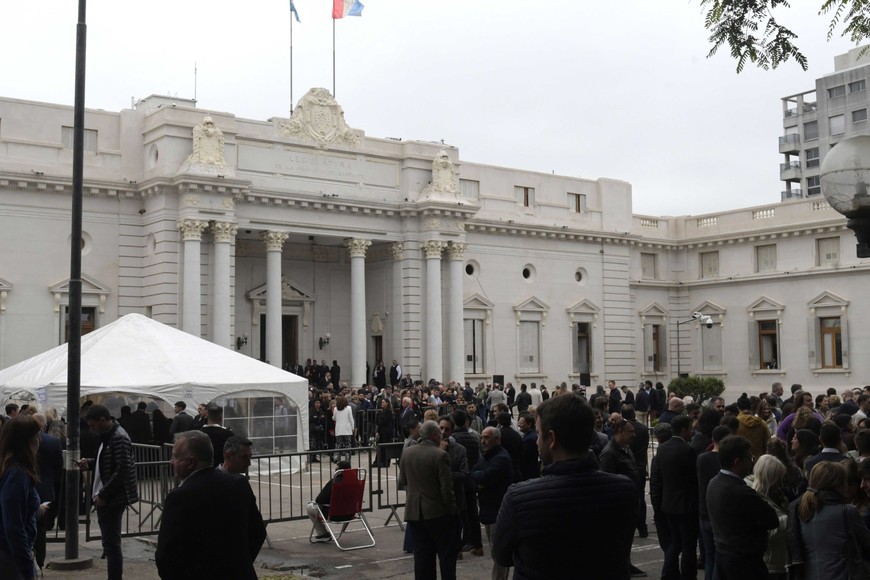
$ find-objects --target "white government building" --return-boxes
[0,88,867,401]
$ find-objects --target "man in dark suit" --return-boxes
[156,431,266,580]
[622,405,650,538]
[33,413,63,572]
[399,420,459,580]
[706,435,778,579]
[127,401,152,444]
[804,421,846,477]
[650,414,698,580]
[200,403,235,467]
[169,401,194,436]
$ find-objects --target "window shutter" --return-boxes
[807,317,820,369]
[747,320,759,370]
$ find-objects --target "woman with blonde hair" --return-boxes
[748,454,789,579]
[331,395,355,464]
[787,460,870,580]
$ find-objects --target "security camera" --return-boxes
[702,316,713,329]
[692,312,702,320]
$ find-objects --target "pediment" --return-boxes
[747,296,785,313]
[49,274,110,296]
[513,296,550,313]
[639,302,667,317]
[0,277,11,291]
[693,300,727,315]
[807,290,848,308]
[464,293,494,310]
[566,298,600,315]
[247,276,313,302]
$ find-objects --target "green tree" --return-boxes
[667,375,725,407]
[701,0,870,71]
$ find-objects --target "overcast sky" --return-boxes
[1,1,861,216]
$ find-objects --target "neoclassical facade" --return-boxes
[0,89,867,398]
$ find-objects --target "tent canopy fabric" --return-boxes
[0,313,309,449]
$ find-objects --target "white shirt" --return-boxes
[529,388,543,407]
[333,405,355,436]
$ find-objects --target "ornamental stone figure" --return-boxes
[179,115,234,177]
[189,115,225,165]
[421,149,460,202]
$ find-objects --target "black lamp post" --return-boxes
[820,135,870,258]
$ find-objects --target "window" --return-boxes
[518,321,540,374]
[828,85,846,98]
[700,251,719,279]
[572,322,591,374]
[459,179,479,201]
[854,109,868,123]
[830,114,846,135]
[807,176,821,196]
[817,236,840,266]
[641,253,657,280]
[63,306,97,343]
[757,320,779,369]
[701,322,723,371]
[755,244,777,273]
[61,126,98,152]
[805,147,820,168]
[850,80,866,93]
[651,324,664,372]
[568,193,587,213]
[819,317,843,368]
[515,186,535,207]
[464,319,484,374]
[804,121,818,141]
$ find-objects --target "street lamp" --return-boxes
[819,135,870,258]
[675,312,713,378]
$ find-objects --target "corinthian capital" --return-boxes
[447,242,468,260]
[390,242,404,261]
[211,221,239,243]
[177,219,209,241]
[347,238,372,259]
[262,231,289,251]
[422,240,447,259]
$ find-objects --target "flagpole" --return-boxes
[289,8,294,113]
[332,18,336,97]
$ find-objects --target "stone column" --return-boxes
[447,242,467,384]
[177,219,209,335]
[263,231,288,367]
[211,222,238,349]
[390,242,404,364]
[422,240,447,382]
[348,239,372,387]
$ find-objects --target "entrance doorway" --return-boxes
[259,314,298,370]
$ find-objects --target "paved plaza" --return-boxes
[41,491,697,580]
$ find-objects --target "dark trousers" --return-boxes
[462,485,483,548]
[636,487,648,533]
[407,515,460,580]
[714,551,769,580]
[699,517,716,580]
[653,508,671,553]
[34,515,49,569]
[663,513,698,580]
[97,504,126,580]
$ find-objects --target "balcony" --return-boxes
[779,160,802,180]
[781,189,803,201]
[778,133,800,153]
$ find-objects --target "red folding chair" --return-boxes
[309,468,375,551]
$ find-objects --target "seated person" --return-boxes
[307,460,353,542]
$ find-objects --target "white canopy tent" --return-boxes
[0,313,309,452]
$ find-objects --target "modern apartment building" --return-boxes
[781,45,870,200]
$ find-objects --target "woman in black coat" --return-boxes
[373,399,395,467]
